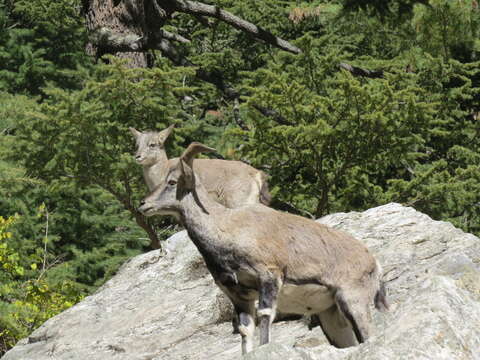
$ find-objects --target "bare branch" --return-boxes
[233,97,249,131]
[91,27,190,53]
[252,104,291,125]
[191,13,213,27]
[150,34,185,62]
[271,198,315,219]
[170,0,301,54]
[159,29,191,43]
[92,27,146,52]
[339,63,384,79]
[101,182,162,251]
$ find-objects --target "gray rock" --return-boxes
[3,203,480,360]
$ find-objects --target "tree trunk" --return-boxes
[83,0,173,67]
[315,189,329,218]
[83,0,300,69]
[133,211,162,250]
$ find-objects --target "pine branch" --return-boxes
[91,27,240,99]
[170,0,301,54]
[153,36,241,99]
[91,28,294,123]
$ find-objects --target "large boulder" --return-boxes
[3,203,480,360]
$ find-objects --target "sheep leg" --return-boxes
[316,305,358,348]
[235,302,256,355]
[239,311,255,354]
[258,277,280,346]
[231,314,239,334]
[335,289,372,344]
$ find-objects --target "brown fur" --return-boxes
[130,127,271,208]
[139,143,386,354]
[221,206,377,286]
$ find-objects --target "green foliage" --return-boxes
[412,0,480,61]
[0,0,89,95]
[233,35,435,216]
[1,92,152,293]
[9,58,195,251]
[341,0,429,18]
[0,152,150,292]
[386,160,480,233]
[14,58,194,184]
[2,0,480,354]
[382,54,480,233]
[0,216,83,356]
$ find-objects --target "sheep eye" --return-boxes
[168,179,177,186]
[149,143,157,148]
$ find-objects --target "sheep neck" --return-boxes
[143,154,169,191]
[178,181,234,274]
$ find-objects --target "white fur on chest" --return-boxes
[277,283,334,315]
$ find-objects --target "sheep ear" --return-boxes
[129,127,142,140]
[179,159,195,190]
[180,142,216,168]
[157,124,175,144]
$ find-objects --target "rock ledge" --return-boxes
[3,203,480,360]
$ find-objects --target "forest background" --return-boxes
[1,0,479,355]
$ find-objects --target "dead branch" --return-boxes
[339,63,384,79]
[169,0,301,54]
[252,104,291,125]
[159,29,190,43]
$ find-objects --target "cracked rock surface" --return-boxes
[3,203,480,360]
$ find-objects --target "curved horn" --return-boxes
[180,142,216,167]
